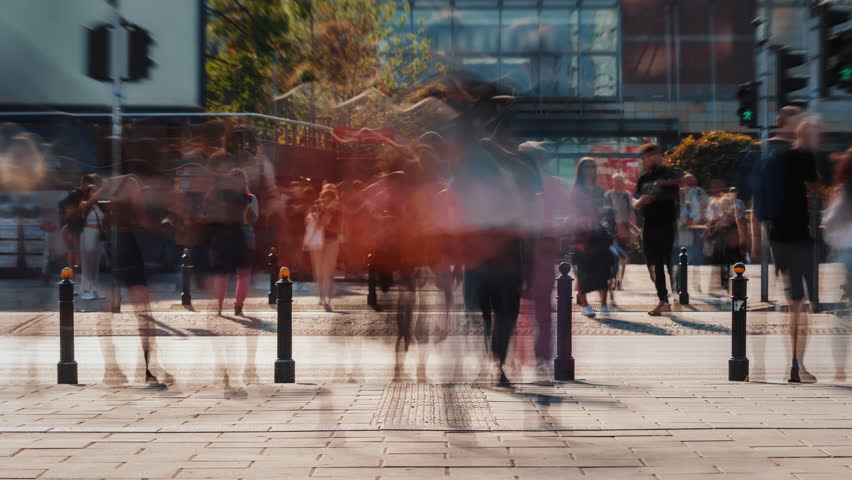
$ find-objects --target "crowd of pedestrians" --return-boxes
[48,102,850,386]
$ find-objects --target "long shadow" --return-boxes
[592,316,672,336]
[668,314,731,334]
[220,314,276,333]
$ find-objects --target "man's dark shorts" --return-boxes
[771,241,815,302]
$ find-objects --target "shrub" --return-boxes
[664,130,754,188]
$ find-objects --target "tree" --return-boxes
[205,0,290,113]
[664,130,754,188]
[205,0,436,121]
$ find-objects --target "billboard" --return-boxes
[0,0,204,110]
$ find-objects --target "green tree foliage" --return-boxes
[205,0,435,119]
[664,130,754,187]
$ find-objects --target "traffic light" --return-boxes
[736,81,758,128]
[775,46,808,107]
[86,24,111,82]
[126,24,154,81]
[817,1,852,95]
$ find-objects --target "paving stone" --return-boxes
[41,462,121,478]
[0,469,45,479]
[175,468,251,478]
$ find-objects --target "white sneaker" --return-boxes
[599,304,610,315]
[581,305,596,318]
[80,292,96,301]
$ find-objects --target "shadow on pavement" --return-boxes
[592,316,672,335]
[668,314,731,334]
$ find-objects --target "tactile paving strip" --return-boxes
[371,383,498,428]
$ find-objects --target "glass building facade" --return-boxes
[400,0,620,98]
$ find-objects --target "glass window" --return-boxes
[461,56,500,82]
[540,55,578,97]
[500,56,538,94]
[540,8,578,53]
[453,8,500,55]
[580,9,618,52]
[501,10,539,54]
[579,55,617,97]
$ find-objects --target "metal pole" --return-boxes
[808,1,822,311]
[367,253,378,309]
[729,263,749,381]
[180,248,192,307]
[709,0,719,129]
[109,0,124,314]
[755,14,771,303]
[554,262,575,381]
[679,247,690,305]
[57,268,78,384]
[268,247,279,305]
[274,267,295,383]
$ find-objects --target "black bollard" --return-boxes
[729,262,749,381]
[367,253,378,309]
[181,248,192,307]
[678,247,689,305]
[268,247,279,305]
[554,262,575,381]
[57,267,78,385]
[274,267,295,383]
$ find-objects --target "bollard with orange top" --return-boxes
[729,263,749,381]
[554,262,575,381]
[274,267,295,383]
[57,267,78,384]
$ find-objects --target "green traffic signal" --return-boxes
[840,65,852,83]
[741,109,754,121]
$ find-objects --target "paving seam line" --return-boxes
[2,426,851,434]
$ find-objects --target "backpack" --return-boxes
[753,140,791,222]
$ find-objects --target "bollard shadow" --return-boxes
[149,316,188,337]
[220,314,276,333]
[668,314,731,334]
[592,317,672,336]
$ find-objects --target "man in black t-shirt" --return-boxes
[634,143,682,316]
[768,118,820,383]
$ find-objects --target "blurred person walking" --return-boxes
[634,143,683,315]
[204,168,254,316]
[572,158,613,318]
[110,175,169,384]
[304,185,341,310]
[604,172,637,290]
[704,183,747,290]
[677,173,709,267]
[821,147,852,382]
[78,174,107,300]
[768,118,822,383]
[58,182,86,270]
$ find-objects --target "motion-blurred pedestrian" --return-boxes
[304,185,341,310]
[572,158,613,318]
[204,168,253,316]
[634,143,682,316]
[769,118,822,383]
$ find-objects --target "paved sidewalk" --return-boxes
[0,382,851,479]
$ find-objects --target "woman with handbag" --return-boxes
[78,174,107,300]
[704,185,746,290]
[305,185,341,311]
